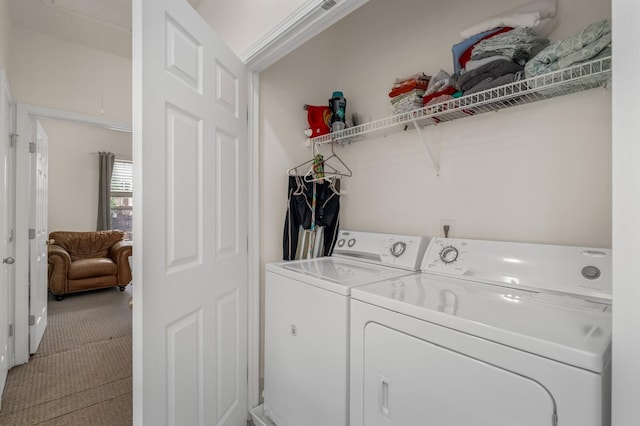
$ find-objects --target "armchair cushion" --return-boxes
[48,230,132,299]
[68,258,118,280]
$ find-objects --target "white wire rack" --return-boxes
[307,56,612,148]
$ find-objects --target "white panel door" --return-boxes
[28,120,48,354]
[133,0,248,425]
[0,70,15,408]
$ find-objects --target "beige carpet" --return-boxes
[0,286,132,425]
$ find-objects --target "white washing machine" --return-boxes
[350,237,612,426]
[256,230,429,426]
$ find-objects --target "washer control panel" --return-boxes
[333,230,429,271]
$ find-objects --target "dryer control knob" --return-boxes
[582,265,601,280]
[440,246,459,264]
[390,241,406,258]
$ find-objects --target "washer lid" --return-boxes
[267,257,415,295]
[352,273,612,373]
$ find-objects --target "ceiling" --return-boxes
[9,0,203,58]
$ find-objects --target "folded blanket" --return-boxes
[464,71,524,95]
[524,19,611,78]
[457,27,513,72]
[452,27,511,74]
[464,55,513,72]
[460,0,557,39]
[471,27,549,65]
[457,59,524,92]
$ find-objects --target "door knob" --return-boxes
[3,257,15,264]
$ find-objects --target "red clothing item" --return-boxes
[389,81,429,98]
[422,86,457,105]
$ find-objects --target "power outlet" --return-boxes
[440,219,455,238]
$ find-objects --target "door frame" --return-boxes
[0,69,15,408]
[13,103,130,364]
[240,0,370,408]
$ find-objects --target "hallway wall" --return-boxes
[43,120,131,233]
[9,25,131,124]
[9,25,132,233]
[0,0,10,72]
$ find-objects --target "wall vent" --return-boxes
[321,0,337,11]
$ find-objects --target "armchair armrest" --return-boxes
[110,240,133,285]
[48,244,71,295]
[110,240,132,261]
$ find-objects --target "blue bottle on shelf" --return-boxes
[329,91,346,132]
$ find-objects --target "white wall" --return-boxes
[611,0,640,424]
[260,0,612,269]
[0,0,10,72]
[42,119,131,233]
[196,0,305,55]
[8,25,132,233]
[9,25,131,125]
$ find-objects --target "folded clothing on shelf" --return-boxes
[452,27,512,74]
[389,72,430,114]
[470,27,549,65]
[423,86,458,106]
[456,58,524,93]
[391,89,426,114]
[524,19,611,78]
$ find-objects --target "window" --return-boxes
[111,159,133,240]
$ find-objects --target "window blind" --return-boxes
[111,160,133,193]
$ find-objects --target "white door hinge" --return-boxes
[28,315,35,326]
[29,142,36,153]
[8,323,13,338]
[10,133,18,148]
[28,228,36,239]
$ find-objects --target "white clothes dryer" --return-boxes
[256,230,429,426]
[350,237,612,426]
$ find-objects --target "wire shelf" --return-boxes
[308,56,612,146]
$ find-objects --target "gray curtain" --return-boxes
[97,151,115,231]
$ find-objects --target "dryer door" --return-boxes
[363,323,557,426]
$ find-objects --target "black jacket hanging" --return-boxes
[283,176,340,260]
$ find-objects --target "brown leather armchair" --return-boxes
[48,230,132,300]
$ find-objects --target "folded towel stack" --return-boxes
[389,72,430,115]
